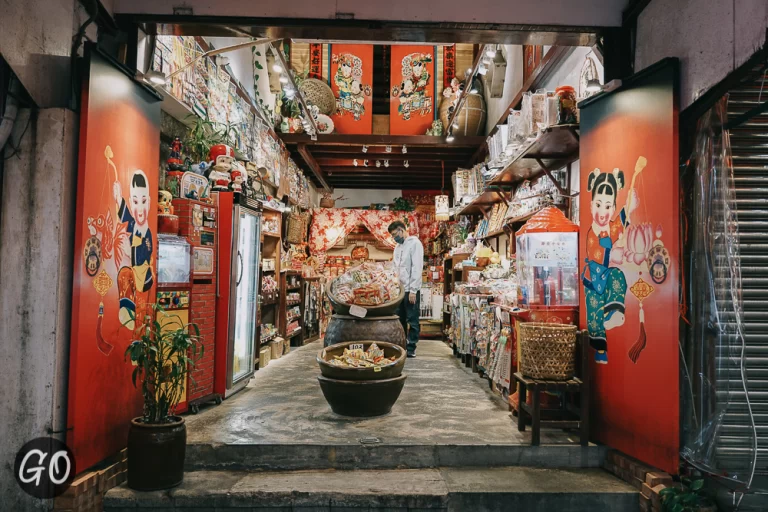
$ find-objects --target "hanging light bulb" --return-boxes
[402,145,407,154]
[452,121,459,129]
[485,46,496,58]
[446,131,455,142]
[353,159,358,167]
[404,160,409,168]
[272,63,283,73]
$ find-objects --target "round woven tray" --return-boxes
[518,322,577,380]
[300,78,337,116]
[327,276,404,317]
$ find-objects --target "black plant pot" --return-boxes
[317,374,407,417]
[127,416,186,491]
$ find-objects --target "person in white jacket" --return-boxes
[389,221,424,357]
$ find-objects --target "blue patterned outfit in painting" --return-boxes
[582,209,628,363]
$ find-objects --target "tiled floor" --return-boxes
[185,339,579,446]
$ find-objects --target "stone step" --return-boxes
[186,442,607,471]
[105,467,639,512]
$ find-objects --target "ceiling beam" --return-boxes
[315,158,467,166]
[281,133,485,147]
[135,17,599,47]
[296,143,331,191]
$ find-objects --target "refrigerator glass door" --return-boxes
[229,206,261,387]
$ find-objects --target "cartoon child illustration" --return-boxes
[114,170,154,330]
[582,167,639,364]
[392,53,433,120]
[333,53,370,120]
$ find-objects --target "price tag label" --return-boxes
[350,343,364,351]
[349,305,368,318]
[502,312,511,323]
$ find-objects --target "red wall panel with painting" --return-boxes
[329,44,373,134]
[390,45,437,135]
[578,59,680,474]
[67,46,162,471]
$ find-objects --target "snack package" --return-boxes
[332,262,400,307]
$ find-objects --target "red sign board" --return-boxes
[578,59,680,473]
[67,47,161,471]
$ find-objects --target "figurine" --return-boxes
[167,137,185,172]
[425,119,444,136]
[229,161,246,193]
[157,190,174,215]
[190,161,208,176]
[207,144,234,192]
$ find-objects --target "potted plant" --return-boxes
[124,306,203,491]
[660,478,718,512]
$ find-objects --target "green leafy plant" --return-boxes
[660,478,716,512]
[125,305,203,424]
[184,114,218,162]
[391,197,415,212]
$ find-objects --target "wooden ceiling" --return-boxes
[281,134,484,190]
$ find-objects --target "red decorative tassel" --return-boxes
[95,303,114,356]
[628,321,646,363]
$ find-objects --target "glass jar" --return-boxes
[555,86,578,125]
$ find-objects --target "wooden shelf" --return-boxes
[478,208,546,240]
[457,125,579,216]
[263,232,281,239]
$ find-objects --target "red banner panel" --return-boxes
[330,44,373,134]
[67,47,161,471]
[578,59,680,473]
[390,45,436,135]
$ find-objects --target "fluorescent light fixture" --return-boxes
[586,79,602,93]
[144,70,167,85]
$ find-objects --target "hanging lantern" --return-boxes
[435,195,450,221]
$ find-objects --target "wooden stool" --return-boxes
[513,331,590,446]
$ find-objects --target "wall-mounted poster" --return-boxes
[68,46,161,472]
[390,45,437,135]
[330,44,374,134]
[578,58,679,474]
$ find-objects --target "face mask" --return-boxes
[394,235,405,244]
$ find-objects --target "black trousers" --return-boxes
[397,292,420,352]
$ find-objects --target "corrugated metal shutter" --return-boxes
[715,66,768,498]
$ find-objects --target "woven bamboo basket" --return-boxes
[286,212,309,244]
[439,93,487,136]
[300,78,337,116]
[319,197,335,208]
[518,322,577,380]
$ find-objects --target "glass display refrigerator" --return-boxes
[214,193,262,398]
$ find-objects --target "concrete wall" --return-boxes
[635,0,768,109]
[0,108,79,510]
[483,45,524,133]
[114,0,629,26]
[0,0,96,108]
